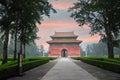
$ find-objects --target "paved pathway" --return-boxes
[8,58,120,80]
[40,58,98,80]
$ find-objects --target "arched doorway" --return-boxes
[61,49,67,57]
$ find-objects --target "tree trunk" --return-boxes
[23,26,27,58]
[105,1,114,59]
[23,43,26,58]
[13,28,17,60]
[105,25,114,58]
[2,29,9,64]
[19,28,24,55]
[107,33,114,58]
[18,27,24,75]
[20,40,23,54]
[18,41,23,75]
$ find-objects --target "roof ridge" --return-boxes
[51,31,77,37]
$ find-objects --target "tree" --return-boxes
[86,42,120,57]
[0,0,15,64]
[69,0,120,58]
[86,43,108,56]
[80,46,86,57]
[0,0,56,64]
[39,45,45,57]
[23,42,40,57]
[0,38,3,57]
[8,37,14,55]
[14,0,56,59]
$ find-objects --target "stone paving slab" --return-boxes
[40,58,98,80]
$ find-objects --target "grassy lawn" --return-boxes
[72,57,120,73]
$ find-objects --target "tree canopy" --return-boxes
[69,0,120,58]
[0,0,56,63]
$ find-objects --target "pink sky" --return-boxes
[36,0,100,51]
[49,0,76,10]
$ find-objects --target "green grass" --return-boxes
[72,57,120,73]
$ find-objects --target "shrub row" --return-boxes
[73,57,120,73]
[23,58,50,71]
[48,57,57,60]
[86,57,120,64]
[0,58,50,80]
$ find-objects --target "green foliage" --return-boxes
[0,0,56,63]
[80,46,86,57]
[69,0,120,58]
[73,57,120,73]
[85,42,120,57]
[26,43,41,57]
[12,0,56,45]
[0,57,50,79]
[8,38,42,57]
[70,0,120,35]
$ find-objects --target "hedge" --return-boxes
[48,57,57,60]
[23,58,49,71]
[73,57,120,73]
[0,58,50,80]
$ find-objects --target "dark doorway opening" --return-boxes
[61,49,67,57]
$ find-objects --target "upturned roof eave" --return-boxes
[50,36,78,38]
[46,41,82,44]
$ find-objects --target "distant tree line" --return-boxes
[0,36,47,58]
[80,42,120,57]
[8,38,45,57]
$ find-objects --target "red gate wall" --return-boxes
[48,45,80,57]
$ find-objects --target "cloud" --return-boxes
[39,21,77,28]
[36,24,100,51]
[80,34,101,42]
[43,9,73,22]
[49,0,77,10]
[35,0,100,51]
